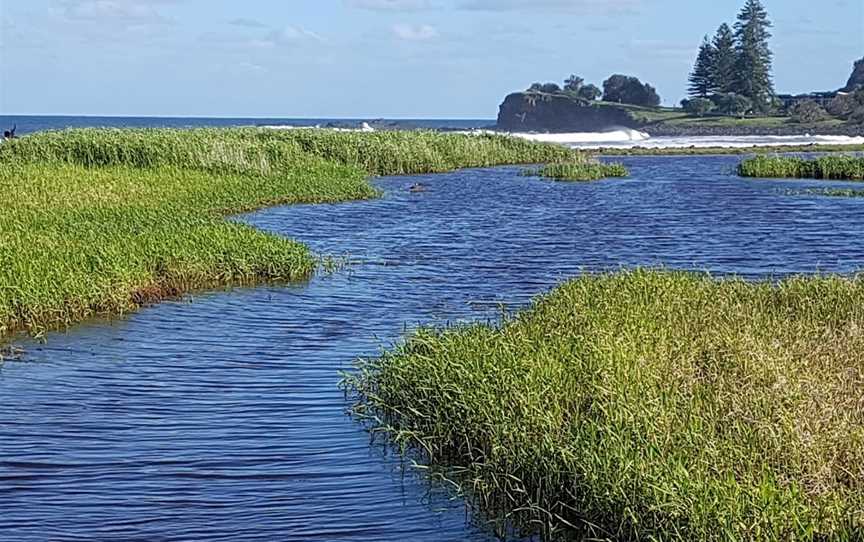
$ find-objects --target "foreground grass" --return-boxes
[522,160,628,181]
[345,270,864,541]
[738,155,864,180]
[0,128,577,340]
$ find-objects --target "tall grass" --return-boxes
[0,161,371,338]
[345,270,864,541]
[1,128,577,176]
[0,128,580,340]
[523,160,628,181]
[738,154,864,180]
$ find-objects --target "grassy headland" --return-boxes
[595,143,864,156]
[522,160,628,181]
[345,270,864,541]
[738,154,864,180]
[0,128,577,340]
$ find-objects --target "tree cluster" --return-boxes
[687,0,774,115]
[527,74,660,108]
[602,75,661,107]
[789,101,829,124]
[827,89,864,124]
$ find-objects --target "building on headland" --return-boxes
[776,91,843,109]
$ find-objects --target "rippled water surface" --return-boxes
[3,156,864,541]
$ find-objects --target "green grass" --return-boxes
[602,103,688,124]
[597,144,864,156]
[664,115,791,127]
[660,116,845,129]
[2,128,577,176]
[522,160,628,181]
[738,155,864,180]
[0,128,578,340]
[344,269,864,541]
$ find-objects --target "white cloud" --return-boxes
[228,18,269,29]
[345,0,436,11]
[458,0,640,13]
[58,0,180,24]
[392,23,438,41]
[268,26,324,44]
[203,25,324,51]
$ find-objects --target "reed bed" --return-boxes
[0,128,578,340]
[1,128,578,176]
[522,161,628,181]
[738,155,864,180]
[345,269,864,541]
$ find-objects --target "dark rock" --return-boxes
[496,92,637,132]
[494,90,864,136]
[842,57,864,92]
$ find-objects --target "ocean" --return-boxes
[0,115,494,137]
[2,114,863,150]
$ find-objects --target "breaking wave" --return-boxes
[507,132,864,150]
[506,128,650,145]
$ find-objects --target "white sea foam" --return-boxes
[260,123,377,132]
[506,128,651,145]
[504,131,864,150]
[260,124,862,150]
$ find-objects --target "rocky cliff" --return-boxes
[496,92,637,132]
[842,57,864,92]
[495,90,864,136]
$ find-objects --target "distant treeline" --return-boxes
[518,0,864,123]
[684,0,864,123]
[687,0,774,110]
[526,74,661,108]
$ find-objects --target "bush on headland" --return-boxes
[0,128,579,340]
[344,269,864,541]
[738,154,864,180]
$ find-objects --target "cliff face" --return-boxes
[843,57,864,92]
[496,92,637,132]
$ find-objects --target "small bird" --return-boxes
[408,183,427,193]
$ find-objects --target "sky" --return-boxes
[0,0,862,118]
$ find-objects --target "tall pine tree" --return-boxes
[711,24,736,94]
[688,37,715,98]
[733,0,774,110]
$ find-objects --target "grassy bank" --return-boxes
[738,155,864,180]
[0,128,577,340]
[522,160,628,181]
[3,128,578,176]
[596,143,864,156]
[345,270,864,541]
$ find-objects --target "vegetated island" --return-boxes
[497,0,864,137]
[522,160,628,181]
[345,269,864,541]
[738,154,864,180]
[0,128,578,342]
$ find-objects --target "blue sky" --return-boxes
[1,0,861,118]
